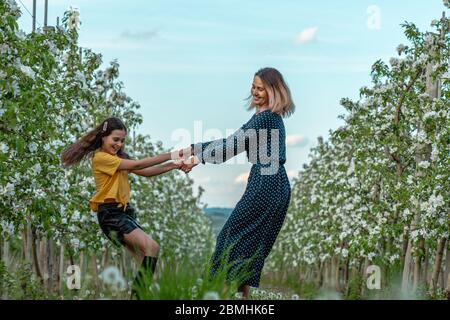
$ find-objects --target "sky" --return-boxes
[16,0,448,207]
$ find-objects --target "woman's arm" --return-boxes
[130,161,182,177]
[190,126,255,165]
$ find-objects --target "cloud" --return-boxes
[120,29,159,41]
[286,134,308,147]
[234,172,249,185]
[295,27,318,44]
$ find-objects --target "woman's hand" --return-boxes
[175,146,193,161]
[176,156,199,173]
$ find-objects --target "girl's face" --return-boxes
[251,76,269,108]
[102,129,126,155]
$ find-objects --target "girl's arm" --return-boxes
[130,161,182,177]
[118,150,183,171]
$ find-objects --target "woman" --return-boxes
[187,67,295,299]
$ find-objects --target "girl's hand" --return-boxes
[178,156,199,173]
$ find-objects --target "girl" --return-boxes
[61,117,190,299]
[187,67,295,299]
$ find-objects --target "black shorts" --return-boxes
[97,202,143,247]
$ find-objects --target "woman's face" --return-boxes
[102,129,126,155]
[251,76,269,108]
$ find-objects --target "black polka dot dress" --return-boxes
[192,110,291,287]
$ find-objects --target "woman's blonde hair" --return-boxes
[247,67,295,117]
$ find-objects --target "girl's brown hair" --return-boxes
[61,117,130,167]
[247,67,295,117]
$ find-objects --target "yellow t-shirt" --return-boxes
[89,150,131,212]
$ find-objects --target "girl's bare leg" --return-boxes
[123,228,159,263]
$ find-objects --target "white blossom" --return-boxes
[30,163,42,176]
[19,64,36,79]
[67,7,81,30]
[28,142,38,153]
[0,142,9,153]
[202,291,220,300]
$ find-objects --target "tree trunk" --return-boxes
[31,228,43,282]
[444,246,450,298]
[25,221,33,263]
[423,244,429,289]
[47,239,56,294]
[79,251,85,284]
[430,238,447,292]
[331,254,340,292]
[402,237,413,293]
[92,255,101,295]
[102,247,109,268]
[59,244,65,295]
[360,258,369,298]
[2,239,10,268]
[39,238,49,288]
[413,237,425,292]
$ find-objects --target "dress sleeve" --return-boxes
[191,114,263,164]
[93,152,121,176]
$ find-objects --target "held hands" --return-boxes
[174,155,199,174]
[172,146,197,173]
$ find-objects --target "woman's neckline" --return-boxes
[256,108,271,114]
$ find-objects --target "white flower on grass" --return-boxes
[28,142,38,153]
[100,266,126,290]
[0,142,9,153]
[0,107,5,117]
[291,294,300,300]
[202,291,220,300]
[268,292,277,300]
[51,139,64,148]
[234,292,244,299]
[191,285,198,299]
[30,163,42,176]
